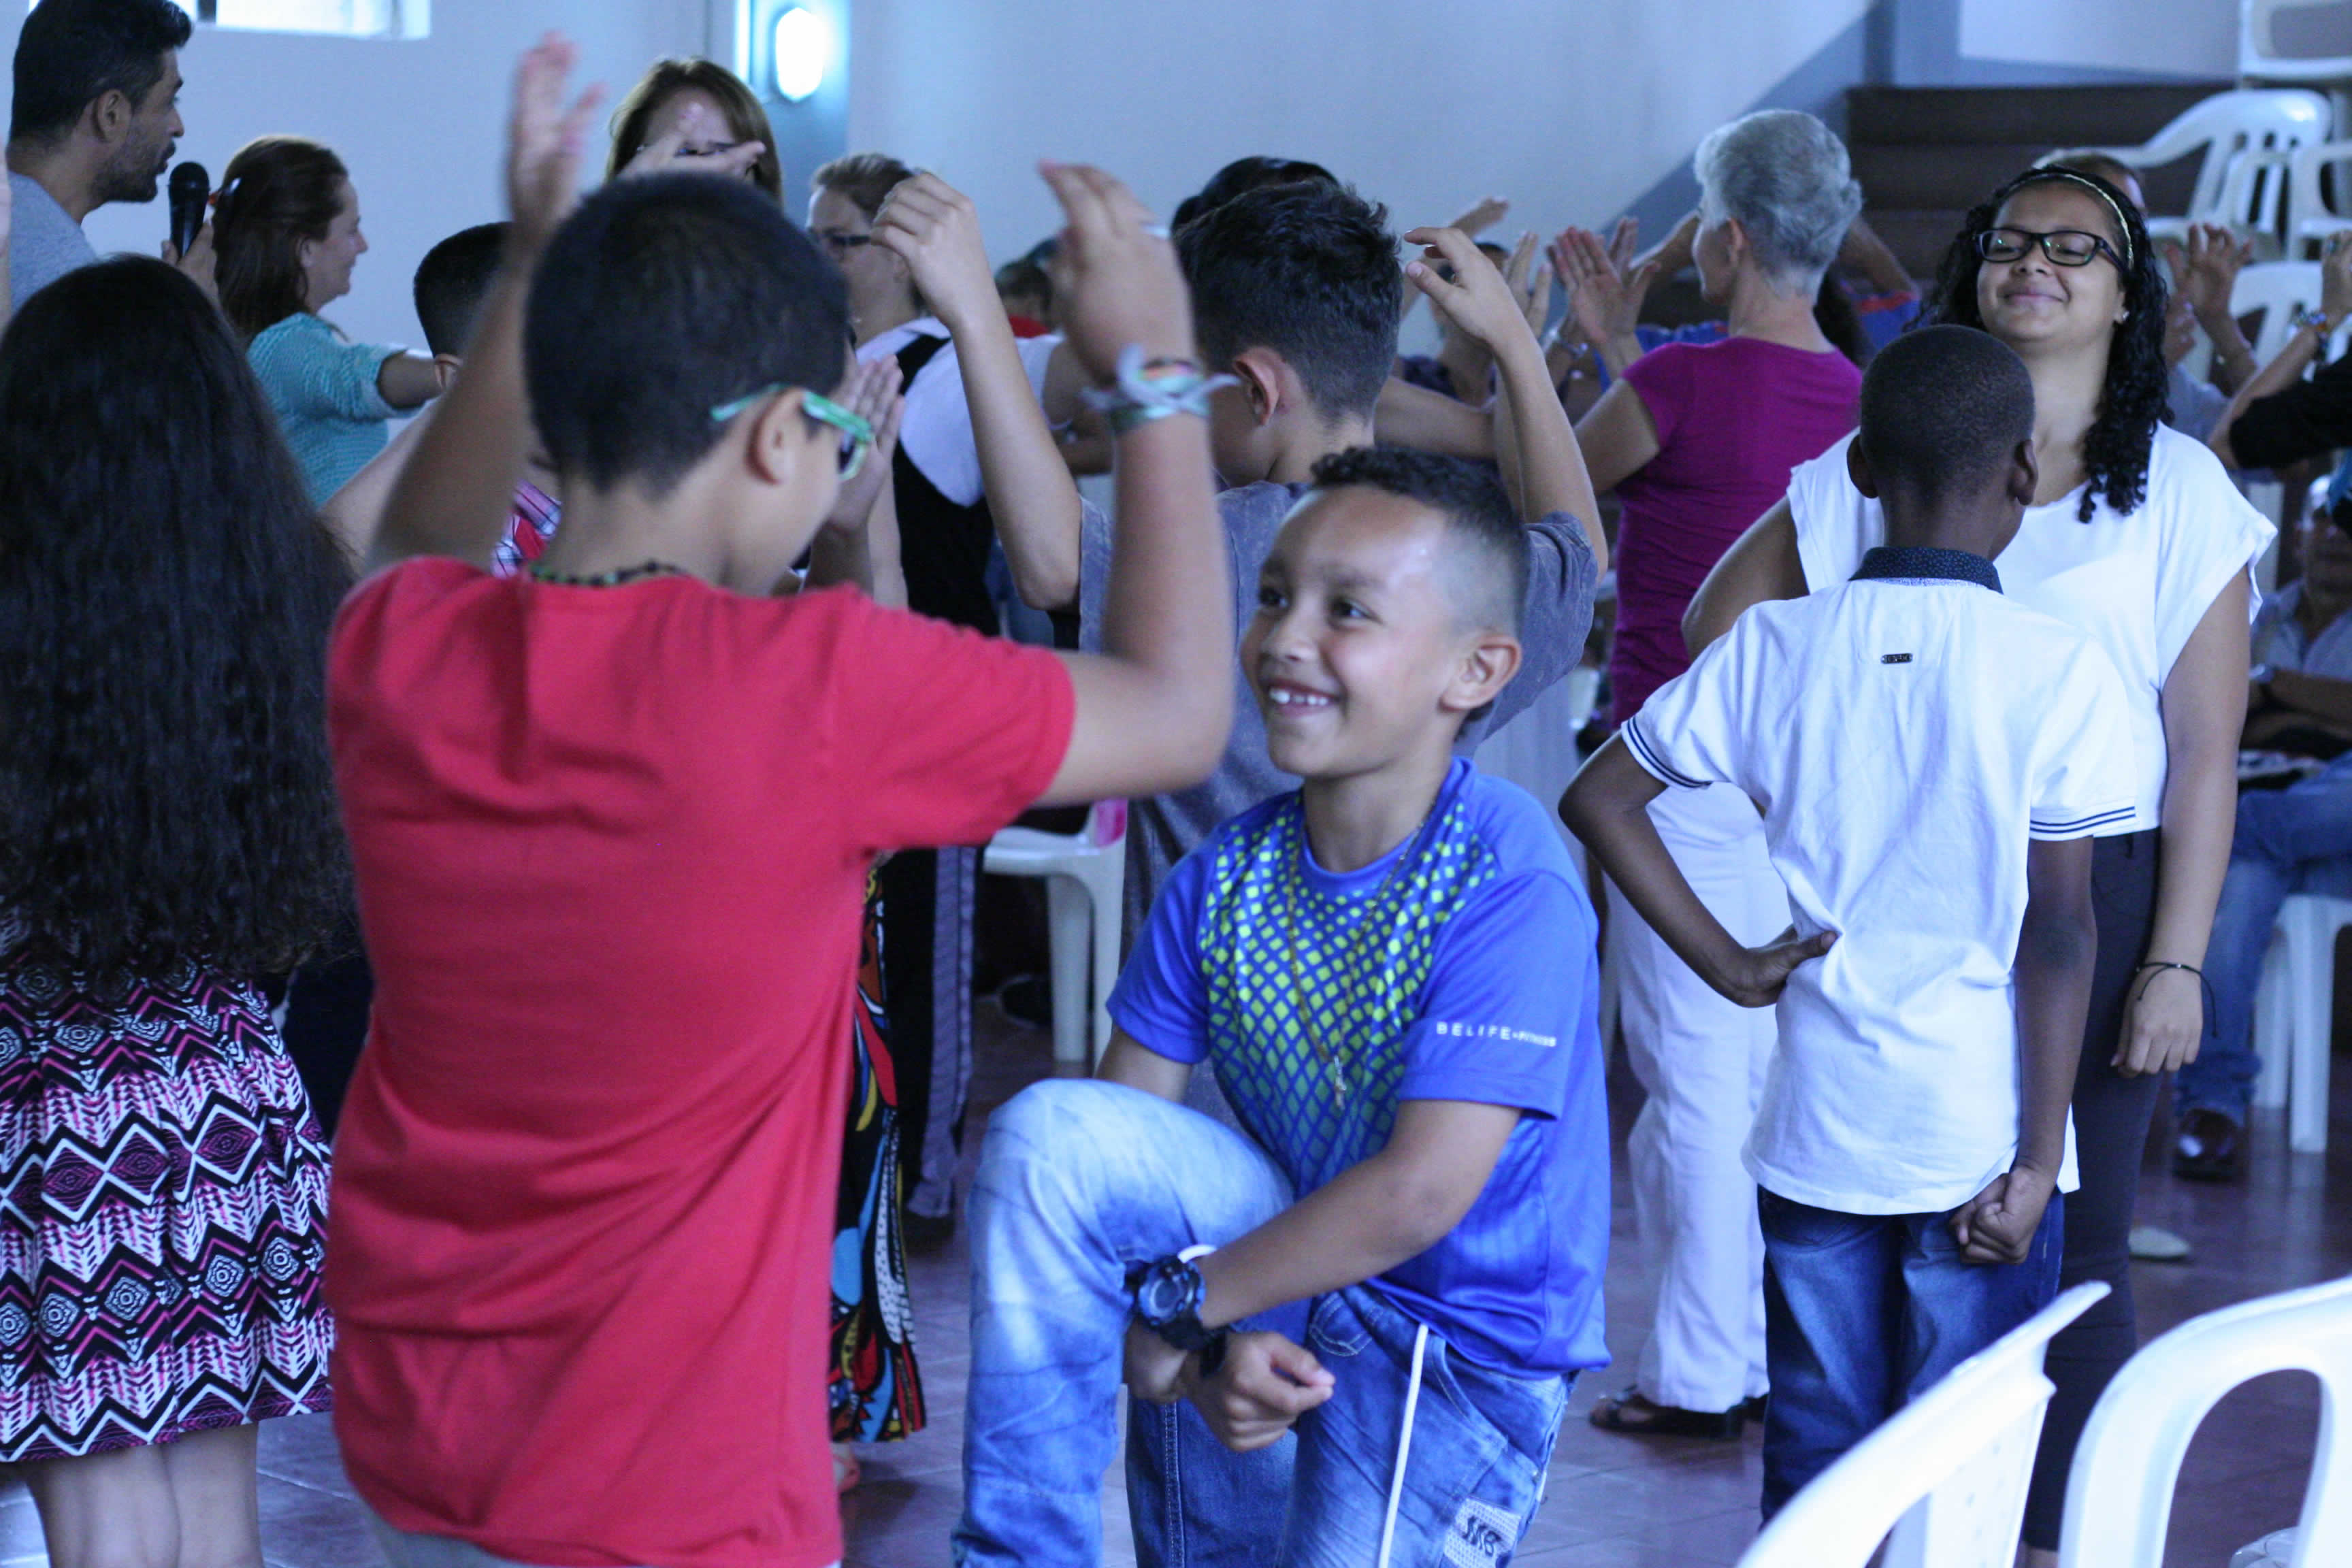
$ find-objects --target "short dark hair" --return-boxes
[414,223,508,357]
[1171,156,1338,231]
[0,258,351,984]
[525,172,850,497]
[1178,182,1400,421]
[214,135,349,340]
[1857,324,2036,507]
[10,0,189,144]
[1308,446,1526,636]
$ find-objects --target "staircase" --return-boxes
[1845,82,2234,281]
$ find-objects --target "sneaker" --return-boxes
[2172,1108,2244,1182]
[2127,1224,2192,1263]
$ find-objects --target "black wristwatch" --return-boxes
[1129,1252,1222,1356]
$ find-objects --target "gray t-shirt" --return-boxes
[1080,479,1599,943]
[7,174,97,310]
[2166,361,2231,446]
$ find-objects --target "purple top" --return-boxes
[1610,336,1861,725]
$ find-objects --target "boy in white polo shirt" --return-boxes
[1562,324,2137,1517]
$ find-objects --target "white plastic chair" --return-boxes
[1735,1282,2110,1568]
[2244,1,2352,84]
[2251,891,2352,1152]
[982,799,1126,1068]
[2082,90,2331,256]
[2285,140,2352,253]
[2232,261,2332,368]
[2061,1273,2352,1568]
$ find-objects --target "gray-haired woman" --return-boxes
[1561,108,1868,1441]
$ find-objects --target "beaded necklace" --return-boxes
[527,561,686,588]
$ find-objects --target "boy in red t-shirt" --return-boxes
[323,39,1235,1568]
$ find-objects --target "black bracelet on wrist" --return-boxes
[2132,960,2216,1021]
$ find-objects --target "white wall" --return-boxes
[0,1,710,346]
[849,0,1876,271]
[1956,0,2236,80]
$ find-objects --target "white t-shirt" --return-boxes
[1788,425,2272,834]
[857,317,1062,508]
[1626,549,2138,1214]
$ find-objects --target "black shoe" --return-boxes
[2172,1109,2244,1182]
[1588,1388,1746,1440]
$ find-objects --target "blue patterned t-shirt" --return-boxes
[1109,756,1610,1376]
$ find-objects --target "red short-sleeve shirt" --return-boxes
[323,560,1073,1568]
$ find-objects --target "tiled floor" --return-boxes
[6,1003,2347,1567]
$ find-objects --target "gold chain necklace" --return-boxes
[1279,803,1441,1103]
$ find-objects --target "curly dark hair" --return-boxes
[1924,165,2169,522]
[0,258,353,985]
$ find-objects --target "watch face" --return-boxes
[1138,1266,1185,1322]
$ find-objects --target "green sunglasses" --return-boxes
[708,386,876,479]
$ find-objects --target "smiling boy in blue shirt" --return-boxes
[954,431,1609,1568]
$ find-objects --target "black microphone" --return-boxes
[168,161,210,257]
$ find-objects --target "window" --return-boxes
[169,0,426,38]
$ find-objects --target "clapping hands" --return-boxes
[821,355,906,535]
[1552,225,1661,351]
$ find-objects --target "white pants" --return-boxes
[1606,783,1786,1413]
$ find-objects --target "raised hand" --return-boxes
[1556,227,1658,351]
[2325,229,2352,325]
[506,33,604,253]
[1502,229,1554,337]
[619,98,765,184]
[2163,223,2251,323]
[1038,161,1192,384]
[1186,1331,1335,1453]
[1713,925,1838,1009]
[870,172,998,331]
[1404,226,1538,355]
[1605,215,1640,278]
[1447,195,1510,240]
[1950,1166,2056,1265]
[821,355,905,534]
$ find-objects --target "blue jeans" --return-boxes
[954,1079,1570,1567]
[2175,754,2352,1123]
[1757,1188,2065,1518]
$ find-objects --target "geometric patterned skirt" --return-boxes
[0,956,333,1460]
[828,886,924,1443]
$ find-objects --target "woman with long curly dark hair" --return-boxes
[1683,166,2270,1550]
[0,255,348,1565]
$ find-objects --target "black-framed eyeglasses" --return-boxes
[815,229,875,257]
[1975,227,2125,270]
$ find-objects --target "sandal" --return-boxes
[1588,1387,1746,1441]
[832,1443,862,1494]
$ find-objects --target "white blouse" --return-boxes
[857,316,1061,508]
[1786,425,2274,833]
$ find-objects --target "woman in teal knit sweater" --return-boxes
[214,137,441,503]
